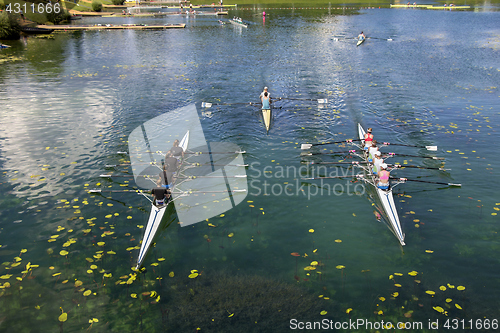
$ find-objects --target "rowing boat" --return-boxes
[135,130,190,270]
[262,107,271,133]
[357,124,405,246]
[229,19,248,28]
[357,36,365,46]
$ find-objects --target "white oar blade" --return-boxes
[317,99,328,104]
[100,174,112,178]
[301,144,313,150]
[426,146,438,151]
[201,102,212,108]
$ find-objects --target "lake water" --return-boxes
[1,3,499,332]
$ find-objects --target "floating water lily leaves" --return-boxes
[433,306,444,313]
[83,289,92,296]
[58,307,67,322]
[74,280,83,287]
[59,312,68,322]
[320,310,327,315]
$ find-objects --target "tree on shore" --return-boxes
[0,12,21,40]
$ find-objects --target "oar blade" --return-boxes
[317,98,328,104]
[426,146,438,151]
[301,144,313,150]
[201,102,212,108]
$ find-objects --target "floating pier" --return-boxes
[36,24,186,31]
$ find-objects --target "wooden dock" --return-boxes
[102,11,227,18]
[390,4,471,10]
[37,24,186,31]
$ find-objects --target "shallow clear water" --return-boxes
[0,5,499,332]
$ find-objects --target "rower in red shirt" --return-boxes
[364,128,373,150]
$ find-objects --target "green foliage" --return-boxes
[46,9,71,24]
[111,0,126,5]
[91,1,102,12]
[0,12,21,40]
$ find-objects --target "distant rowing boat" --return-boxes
[135,131,190,270]
[229,19,248,28]
[357,36,365,46]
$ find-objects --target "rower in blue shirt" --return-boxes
[261,92,271,110]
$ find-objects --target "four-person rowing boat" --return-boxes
[356,124,405,245]
[135,131,189,270]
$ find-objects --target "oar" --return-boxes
[367,37,394,41]
[177,175,247,179]
[273,97,328,103]
[300,150,357,156]
[89,189,247,194]
[201,102,259,107]
[381,142,437,151]
[301,175,356,180]
[100,174,247,179]
[302,161,367,165]
[389,164,449,171]
[301,139,361,150]
[105,162,249,168]
[118,150,246,155]
[173,189,247,194]
[89,189,146,193]
[385,152,445,160]
[392,177,461,186]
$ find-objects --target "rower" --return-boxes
[372,150,383,174]
[151,187,170,207]
[368,140,379,162]
[358,31,365,40]
[260,86,270,101]
[377,163,390,190]
[364,128,373,150]
[158,151,178,187]
[261,92,271,110]
[169,139,184,159]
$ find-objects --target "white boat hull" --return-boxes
[262,108,271,133]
